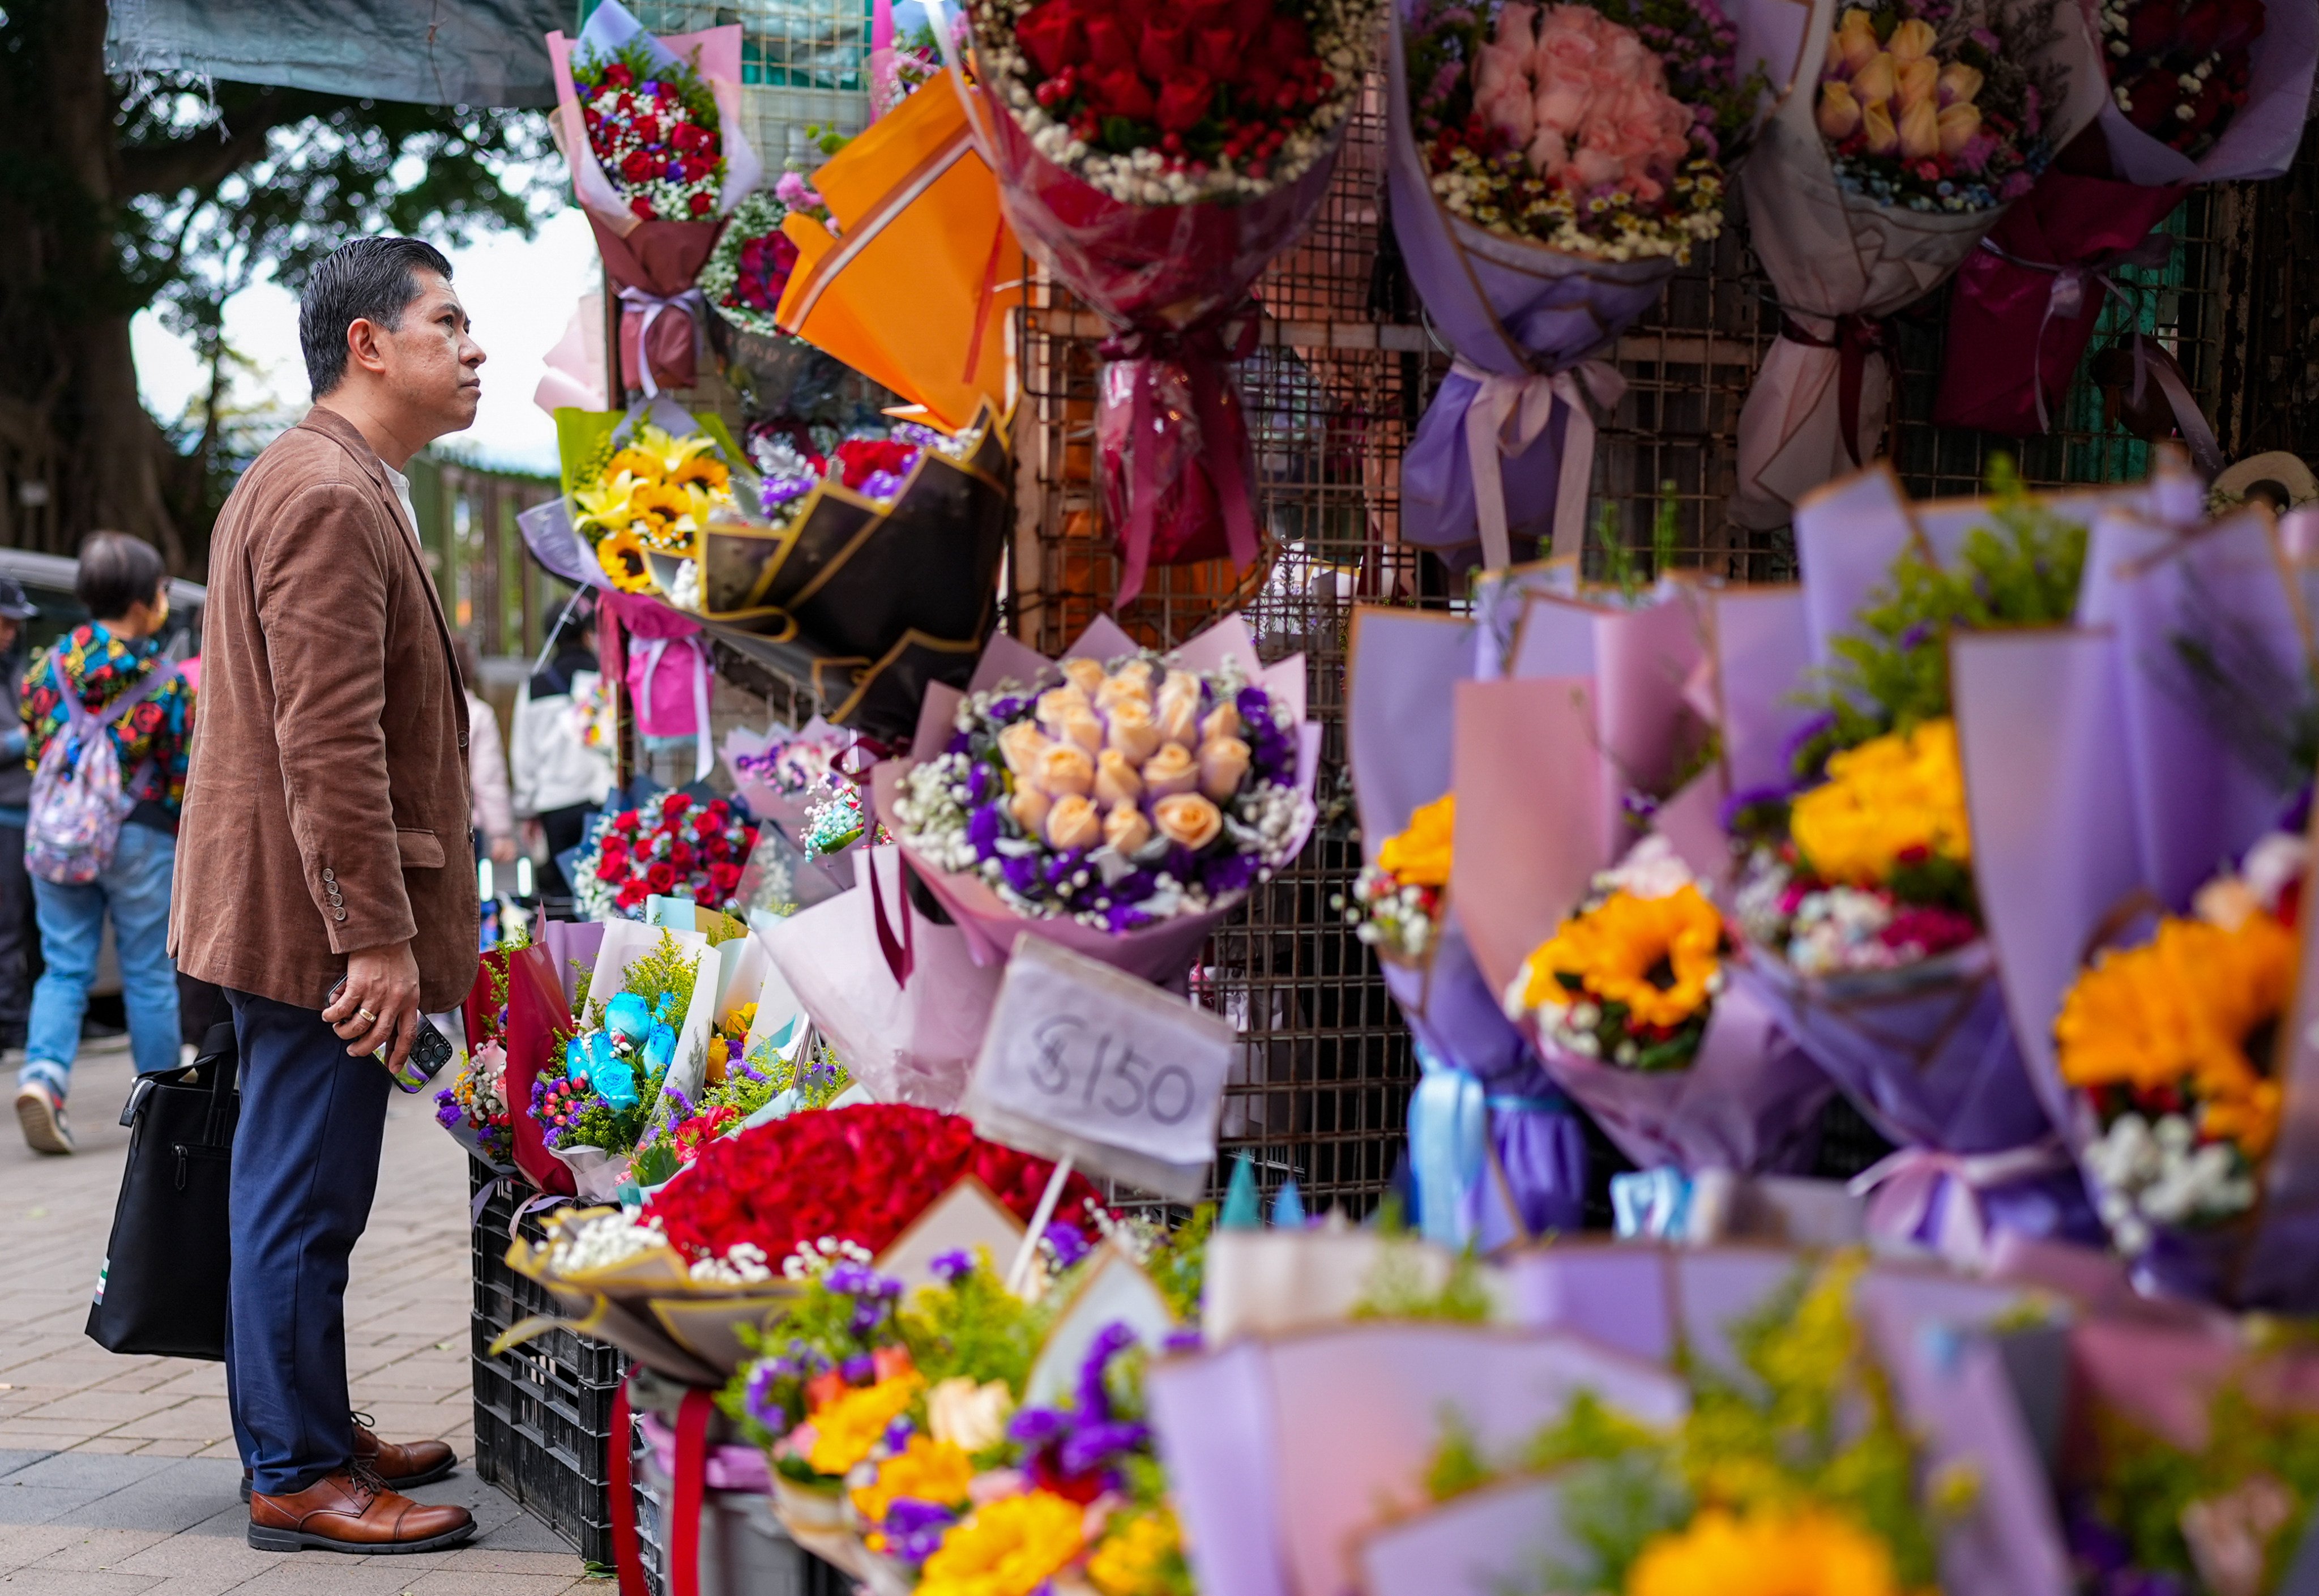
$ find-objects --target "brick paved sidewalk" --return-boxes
[0,1034,601,1593]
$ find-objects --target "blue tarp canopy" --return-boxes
[105,0,570,107]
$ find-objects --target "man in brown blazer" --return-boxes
[173,237,484,1554]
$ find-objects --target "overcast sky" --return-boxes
[132,204,597,477]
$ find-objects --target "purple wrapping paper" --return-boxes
[1346,607,1589,1236]
[1531,981,1830,1175]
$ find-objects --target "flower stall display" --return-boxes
[1933,0,2313,437]
[1507,837,1830,1175]
[877,613,1321,985]
[1389,0,1780,570]
[527,925,718,1198]
[572,791,759,921]
[1728,0,2104,529]
[546,0,762,396]
[959,0,1387,603]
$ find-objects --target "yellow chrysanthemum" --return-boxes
[1788,719,1971,886]
[1520,884,1723,1030]
[805,1373,923,1478]
[917,1491,1084,1596]
[604,446,667,485]
[1086,1508,1185,1596]
[1377,793,1455,888]
[595,524,657,594]
[2056,910,2295,1158]
[1626,1508,1902,1596]
[851,1435,973,1526]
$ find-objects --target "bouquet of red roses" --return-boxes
[575,791,759,920]
[646,1103,1107,1271]
[962,0,1386,603]
[546,0,763,397]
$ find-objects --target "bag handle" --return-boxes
[198,1019,238,1145]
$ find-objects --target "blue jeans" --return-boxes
[20,822,181,1094]
[224,989,392,1496]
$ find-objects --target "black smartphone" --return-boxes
[326,977,458,1093]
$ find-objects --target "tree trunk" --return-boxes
[0,1,194,573]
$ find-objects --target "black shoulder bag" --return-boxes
[86,1019,238,1360]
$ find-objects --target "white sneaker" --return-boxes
[14,1080,74,1155]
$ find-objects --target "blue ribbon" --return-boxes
[1610,1167,1693,1241]
[1408,1042,1491,1249]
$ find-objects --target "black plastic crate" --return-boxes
[469,1160,627,1565]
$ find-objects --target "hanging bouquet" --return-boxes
[1729,0,2102,528]
[698,190,805,338]
[1342,792,1454,961]
[727,717,852,831]
[556,402,750,596]
[573,791,759,920]
[1933,0,2311,436]
[962,0,1386,603]
[547,0,762,396]
[800,782,889,861]
[571,39,728,220]
[2055,833,2301,1261]
[1390,0,1770,569]
[881,616,1319,984]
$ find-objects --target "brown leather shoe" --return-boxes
[240,1416,458,1502]
[352,1416,458,1489]
[247,1466,475,1554]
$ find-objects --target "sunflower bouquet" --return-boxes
[1503,837,1828,1174]
[564,414,748,596]
[2055,831,2303,1261]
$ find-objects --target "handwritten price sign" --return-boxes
[963,936,1236,1201]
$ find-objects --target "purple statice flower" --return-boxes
[882,1414,916,1452]
[1162,1328,1204,1355]
[878,1499,959,1564]
[986,695,1026,723]
[967,802,1003,859]
[1103,900,1156,933]
[1001,852,1042,898]
[1896,620,1933,651]
[966,763,993,805]
[434,1090,462,1130]
[851,1300,891,1335]
[760,474,814,517]
[1198,850,1257,898]
[928,1249,973,1285]
[1042,1222,1089,1270]
[1237,686,1296,782]
[744,1360,791,1432]
[1108,869,1157,904]
[945,728,973,757]
[891,422,947,450]
[860,469,908,501]
[1075,1322,1139,1418]
[826,1262,902,1300]
[840,1353,876,1384]
[1007,1407,1066,1448]
[1058,1419,1148,1478]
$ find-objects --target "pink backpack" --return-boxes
[24,650,180,886]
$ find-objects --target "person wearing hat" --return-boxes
[0,576,41,1064]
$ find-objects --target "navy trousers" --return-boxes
[223,989,392,1496]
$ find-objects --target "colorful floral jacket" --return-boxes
[20,625,195,821]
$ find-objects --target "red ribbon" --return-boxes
[669,1388,712,1596]
[1097,308,1264,604]
[1780,313,1888,467]
[835,735,896,788]
[868,847,916,988]
[609,1379,645,1596]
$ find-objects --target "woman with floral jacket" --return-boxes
[12,534,193,1155]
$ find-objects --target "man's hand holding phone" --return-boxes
[324,940,423,1072]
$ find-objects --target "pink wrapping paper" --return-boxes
[2090,0,2317,185]
[872,614,1321,986]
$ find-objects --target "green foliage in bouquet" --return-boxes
[1792,456,2087,779]
[2092,1384,2319,1591]
[572,38,720,133]
[1144,1204,1214,1323]
[543,931,704,1156]
[899,1249,1058,1401]
[1588,480,1684,601]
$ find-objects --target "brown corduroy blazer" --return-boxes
[171,406,480,1014]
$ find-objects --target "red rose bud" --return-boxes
[1263,12,1309,59]
[1084,65,1159,122]
[620,151,652,182]
[1193,25,1238,78]
[629,196,655,220]
[1017,0,1088,78]
[1157,66,1214,133]
[1083,12,1135,69]
[605,61,634,88]
[1136,16,1186,79]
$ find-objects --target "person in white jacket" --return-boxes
[511,590,614,904]
[454,636,516,865]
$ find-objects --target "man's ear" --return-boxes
[345,317,390,379]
